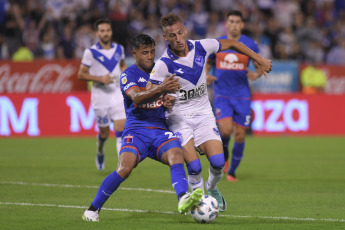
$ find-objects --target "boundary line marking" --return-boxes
[0,181,175,194]
[0,202,344,223]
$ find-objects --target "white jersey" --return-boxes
[81,42,125,109]
[150,39,222,146]
[150,39,220,117]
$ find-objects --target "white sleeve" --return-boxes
[200,38,221,56]
[150,59,170,84]
[81,49,93,67]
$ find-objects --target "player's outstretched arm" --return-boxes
[218,39,272,77]
[127,74,180,105]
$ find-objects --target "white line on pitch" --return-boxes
[0,181,175,194]
[0,202,344,223]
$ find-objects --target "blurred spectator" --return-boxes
[36,30,55,60]
[326,39,345,65]
[189,0,208,39]
[0,33,9,59]
[300,61,327,94]
[304,39,325,63]
[12,39,34,61]
[59,23,76,59]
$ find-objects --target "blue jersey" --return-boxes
[208,35,259,99]
[120,64,167,129]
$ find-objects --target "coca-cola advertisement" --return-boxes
[0,60,87,93]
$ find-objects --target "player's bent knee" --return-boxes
[187,159,202,175]
[208,153,225,170]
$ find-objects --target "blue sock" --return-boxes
[229,142,244,175]
[221,136,230,161]
[170,163,189,199]
[91,171,125,210]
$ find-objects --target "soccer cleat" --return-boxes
[95,153,105,171]
[206,187,227,212]
[223,160,229,174]
[226,173,238,182]
[82,210,99,222]
[177,188,203,214]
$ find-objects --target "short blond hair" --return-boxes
[159,13,182,29]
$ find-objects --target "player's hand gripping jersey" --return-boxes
[208,35,259,99]
[150,39,220,115]
[120,64,167,129]
[81,42,125,109]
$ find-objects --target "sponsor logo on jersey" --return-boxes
[123,82,135,91]
[179,83,206,100]
[195,55,204,67]
[213,128,220,136]
[216,53,248,70]
[124,134,133,143]
[138,77,147,83]
[121,76,127,84]
[137,96,163,109]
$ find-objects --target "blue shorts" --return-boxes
[119,127,182,164]
[213,96,252,128]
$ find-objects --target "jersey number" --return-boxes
[165,132,177,139]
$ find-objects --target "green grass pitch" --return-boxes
[0,136,344,229]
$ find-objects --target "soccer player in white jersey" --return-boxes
[78,18,127,171]
[149,13,272,211]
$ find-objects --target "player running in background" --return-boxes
[206,11,264,182]
[82,34,202,222]
[150,13,271,211]
[78,18,127,171]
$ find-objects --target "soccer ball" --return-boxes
[191,194,219,223]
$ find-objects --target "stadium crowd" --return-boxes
[0,0,345,64]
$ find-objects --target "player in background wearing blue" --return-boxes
[82,34,203,222]
[150,13,271,212]
[206,11,264,182]
[78,18,127,171]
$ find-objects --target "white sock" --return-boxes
[188,174,204,193]
[116,137,122,158]
[206,166,224,191]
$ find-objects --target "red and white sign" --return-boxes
[0,60,87,93]
[1,93,345,137]
[251,94,345,135]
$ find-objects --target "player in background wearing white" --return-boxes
[150,13,272,211]
[78,18,127,171]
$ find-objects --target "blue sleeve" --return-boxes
[120,70,138,94]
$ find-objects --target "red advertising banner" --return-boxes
[1,93,345,137]
[0,60,87,93]
[251,93,345,135]
[300,63,345,94]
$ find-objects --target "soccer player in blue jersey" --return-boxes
[78,18,127,171]
[82,34,203,222]
[206,11,264,182]
[150,13,271,212]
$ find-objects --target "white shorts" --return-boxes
[93,100,126,128]
[167,113,221,147]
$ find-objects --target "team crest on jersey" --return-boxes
[114,53,121,61]
[213,128,220,136]
[121,76,127,84]
[195,55,204,67]
[151,69,156,75]
[216,108,221,118]
[124,134,133,143]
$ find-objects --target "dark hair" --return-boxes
[160,13,183,29]
[94,18,112,30]
[131,34,156,50]
[227,10,243,21]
